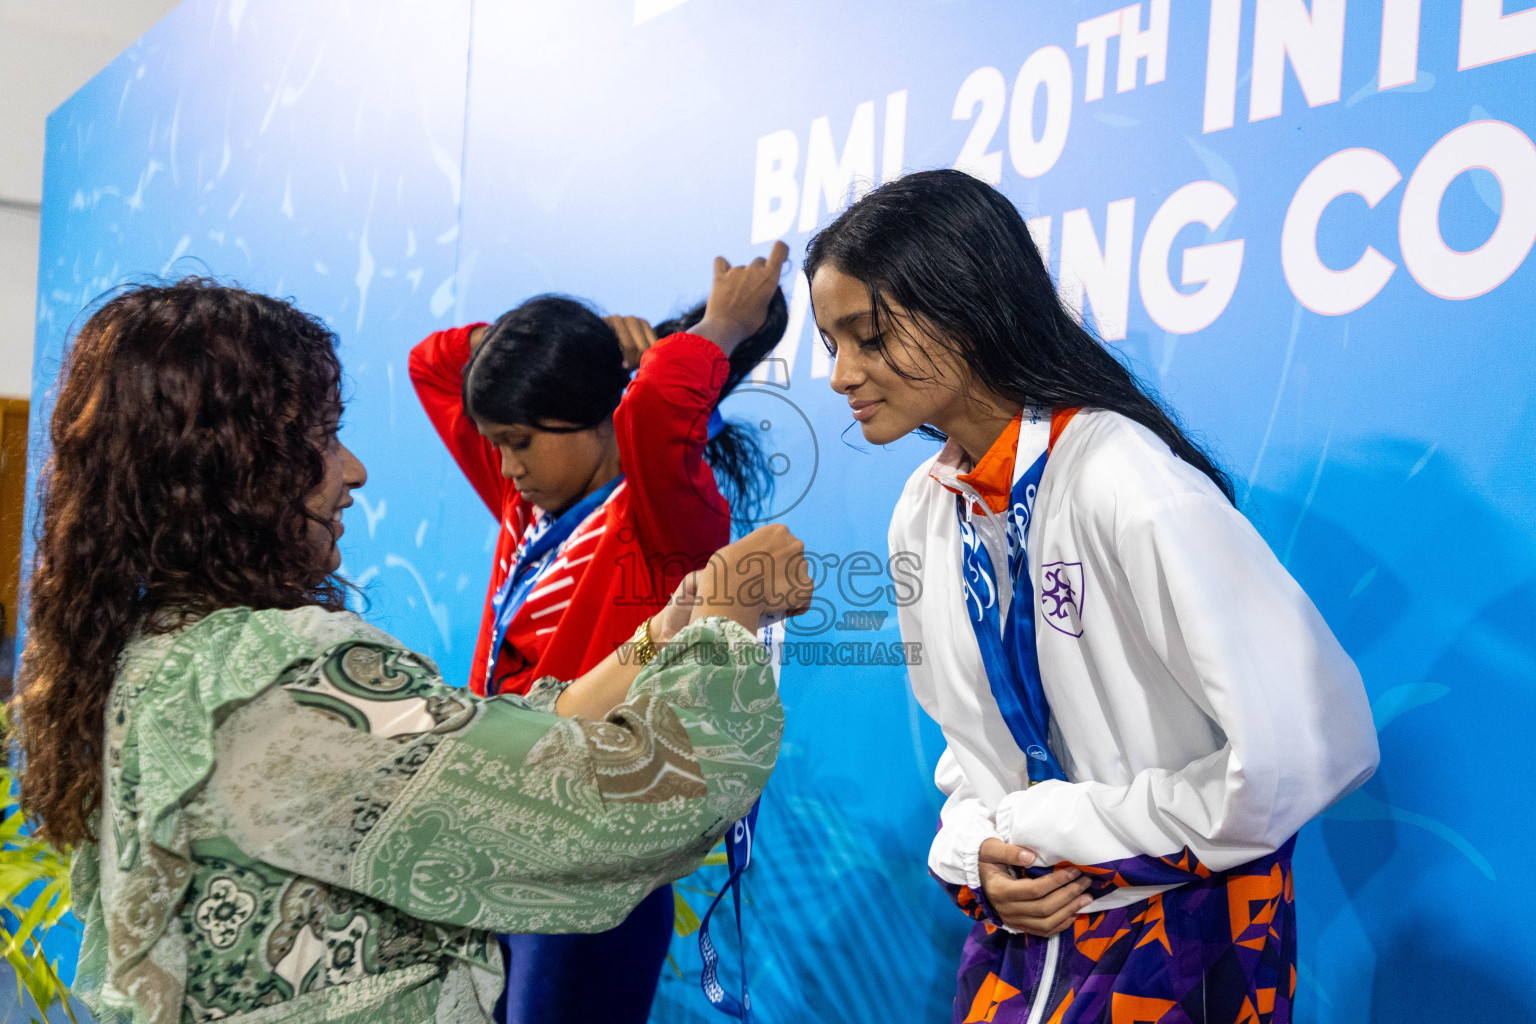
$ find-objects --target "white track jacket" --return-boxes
[889,409,1379,911]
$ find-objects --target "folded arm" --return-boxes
[995,492,1379,891]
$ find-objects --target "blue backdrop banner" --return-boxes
[26,1,1536,1022]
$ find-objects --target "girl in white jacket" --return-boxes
[804,169,1378,1024]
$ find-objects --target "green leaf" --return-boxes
[0,755,75,1017]
[0,864,51,904]
[3,879,63,961]
[0,814,27,847]
[5,939,32,983]
[672,889,702,937]
[3,941,54,1009]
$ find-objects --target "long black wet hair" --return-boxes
[462,290,789,524]
[803,168,1233,503]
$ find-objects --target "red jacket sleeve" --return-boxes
[408,323,506,515]
[613,332,731,561]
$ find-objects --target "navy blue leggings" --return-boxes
[496,884,674,1024]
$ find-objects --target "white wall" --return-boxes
[0,206,39,397]
[0,0,184,398]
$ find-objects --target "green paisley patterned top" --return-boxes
[71,605,782,1024]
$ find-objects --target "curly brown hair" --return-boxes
[9,278,349,848]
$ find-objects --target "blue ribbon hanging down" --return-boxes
[698,800,759,1022]
[484,475,624,694]
[697,620,777,1021]
[955,448,1068,786]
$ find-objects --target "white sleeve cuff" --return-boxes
[929,813,1002,890]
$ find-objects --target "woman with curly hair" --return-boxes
[9,278,806,1024]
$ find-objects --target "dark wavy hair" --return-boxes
[804,169,1233,502]
[9,278,348,848]
[463,290,789,524]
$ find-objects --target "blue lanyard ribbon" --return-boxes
[484,475,623,693]
[697,620,777,1021]
[955,447,1067,786]
[698,801,758,1022]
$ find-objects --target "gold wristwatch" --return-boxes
[630,617,658,667]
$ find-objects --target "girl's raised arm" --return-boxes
[612,243,788,559]
[408,323,507,515]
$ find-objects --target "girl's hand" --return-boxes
[691,241,790,355]
[977,837,1093,936]
[606,315,658,369]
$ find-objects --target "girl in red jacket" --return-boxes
[409,243,788,1024]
